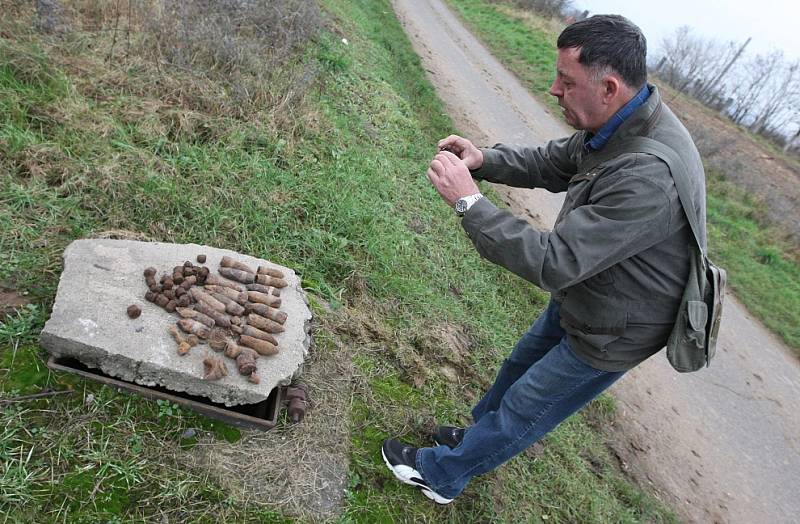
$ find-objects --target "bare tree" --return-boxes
[726,52,783,125]
[749,59,800,135]
[655,27,739,97]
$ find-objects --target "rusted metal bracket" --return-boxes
[47,356,281,431]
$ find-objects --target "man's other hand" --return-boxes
[427,151,480,207]
[437,135,484,171]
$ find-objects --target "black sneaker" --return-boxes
[381,438,454,504]
[433,426,466,448]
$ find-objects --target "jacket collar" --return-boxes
[585,84,651,151]
[584,84,663,155]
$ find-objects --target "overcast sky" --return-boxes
[572,0,800,61]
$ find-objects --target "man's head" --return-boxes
[549,15,647,132]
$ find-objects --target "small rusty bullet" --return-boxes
[197,254,207,264]
[257,266,285,279]
[239,334,278,356]
[244,302,287,324]
[220,255,255,274]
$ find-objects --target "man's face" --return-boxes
[549,47,606,132]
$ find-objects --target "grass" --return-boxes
[1,0,677,521]
[444,0,800,353]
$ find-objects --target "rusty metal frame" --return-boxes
[47,356,282,431]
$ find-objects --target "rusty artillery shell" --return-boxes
[175,307,215,327]
[245,283,281,296]
[177,318,210,339]
[204,274,246,292]
[149,284,163,293]
[239,334,278,356]
[177,295,191,308]
[145,274,157,289]
[145,291,157,303]
[218,267,255,284]
[163,289,175,300]
[144,267,156,278]
[127,304,142,319]
[208,327,229,351]
[220,255,255,274]
[246,290,281,308]
[175,287,186,298]
[254,273,288,288]
[184,261,193,268]
[244,302,287,324]
[257,266,285,279]
[247,313,285,334]
[193,302,232,328]
[237,347,258,375]
[155,294,170,308]
[190,288,226,312]
[210,292,246,316]
[165,300,177,313]
[162,278,173,290]
[241,325,278,345]
[197,254,207,264]
[231,316,242,326]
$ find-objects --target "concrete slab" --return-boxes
[40,239,312,406]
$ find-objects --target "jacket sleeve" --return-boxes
[469,133,583,193]
[461,169,674,292]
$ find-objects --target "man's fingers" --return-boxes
[426,167,438,185]
[429,159,445,177]
[437,134,462,149]
[438,150,462,165]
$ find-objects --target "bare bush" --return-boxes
[139,0,321,75]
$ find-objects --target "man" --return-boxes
[382,14,706,504]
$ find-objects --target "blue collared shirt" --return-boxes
[585,84,651,152]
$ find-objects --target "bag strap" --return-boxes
[579,136,706,256]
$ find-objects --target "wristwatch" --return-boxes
[455,193,484,216]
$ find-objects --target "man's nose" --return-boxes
[549,79,562,97]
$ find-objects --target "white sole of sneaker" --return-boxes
[381,447,453,505]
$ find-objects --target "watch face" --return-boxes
[455,199,467,214]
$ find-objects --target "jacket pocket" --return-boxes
[560,285,628,336]
[685,300,708,347]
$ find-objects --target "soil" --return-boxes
[391,0,800,522]
[0,285,31,320]
[663,90,800,249]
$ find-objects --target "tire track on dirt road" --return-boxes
[390,1,800,522]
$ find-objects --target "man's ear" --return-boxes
[601,75,621,104]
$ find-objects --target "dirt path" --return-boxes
[391,1,800,522]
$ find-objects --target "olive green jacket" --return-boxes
[464,86,706,371]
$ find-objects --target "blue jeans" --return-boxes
[417,301,626,499]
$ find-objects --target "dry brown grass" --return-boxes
[657,81,800,250]
[180,308,356,522]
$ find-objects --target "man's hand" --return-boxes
[437,135,484,171]
[427,150,480,207]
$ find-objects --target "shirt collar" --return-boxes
[585,84,651,152]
